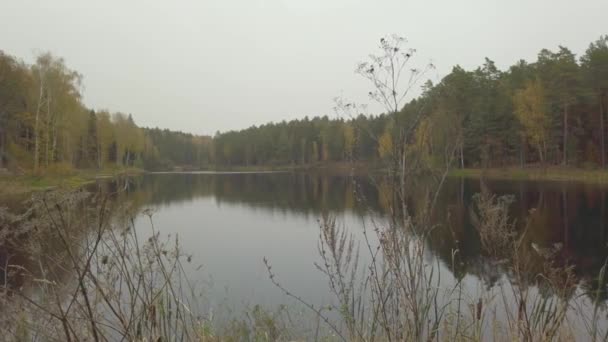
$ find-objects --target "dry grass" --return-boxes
[0,190,206,341]
[0,183,607,341]
[266,177,608,341]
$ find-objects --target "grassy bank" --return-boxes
[210,161,380,174]
[211,163,608,182]
[451,167,608,184]
[8,164,608,196]
[207,164,292,172]
[0,167,144,195]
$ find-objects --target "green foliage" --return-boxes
[2,35,608,172]
[0,51,213,173]
[514,78,550,163]
[212,35,608,169]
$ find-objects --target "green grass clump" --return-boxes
[0,166,144,195]
[450,167,608,184]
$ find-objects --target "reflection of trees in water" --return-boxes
[14,173,607,303]
[427,178,608,301]
[96,174,608,288]
[0,188,136,292]
[113,172,388,215]
[0,189,202,340]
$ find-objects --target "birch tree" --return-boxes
[514,78,550,164]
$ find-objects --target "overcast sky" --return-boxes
[1,0,606,135]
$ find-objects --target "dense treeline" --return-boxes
[213,117,361,165]
[0,51,212,172]
[213,36,608,169]
[2,36,607,172]
[143,128,212,170]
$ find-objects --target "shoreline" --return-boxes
[5,165,608,195]
[0,168,144,195]
[450,167,608,184]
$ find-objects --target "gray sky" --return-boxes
[1,0,606,135]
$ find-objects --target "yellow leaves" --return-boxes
[113,113,145,153]
[322,142,330,162]
[378,129,393,159]
[311,141,319,162]
[409,116,436,168]
[513,78,549,161]
[414,117,432,153]
[223,144,232,160]
[343,123,355,158]
[408,108,460,169]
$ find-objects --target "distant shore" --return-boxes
[0,167,144,195]
[5,164,608,196]
[206,161,377,174]
[450,167,608,184]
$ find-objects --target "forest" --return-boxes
[1,35,607,173]
[213,35,608,169]
[0,52,212,172]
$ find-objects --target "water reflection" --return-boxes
[3,172,608,310]
[85,172,608,304]
[431,179,608,298]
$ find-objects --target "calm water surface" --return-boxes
[98,172,608,313]
[5,171,608,333]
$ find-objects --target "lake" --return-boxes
[3,171,608,338]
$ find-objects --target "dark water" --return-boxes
[86,172,608,310]
[4,171,608,332]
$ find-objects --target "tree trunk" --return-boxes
[562,188,569,248]
[519,137,524,169]
[52,121,57,163]
[0,127,4,169]
[544,139,548,166]
[97,143,102,169]
[563,104,568,166]
[602,191,606,244]
[65,133,72,166]
[601,91,606,168]
[538,141,545,165]
[45,93,50,168]
[460,141,464,169]
[459,176,464,205]
[33,76,44,172]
